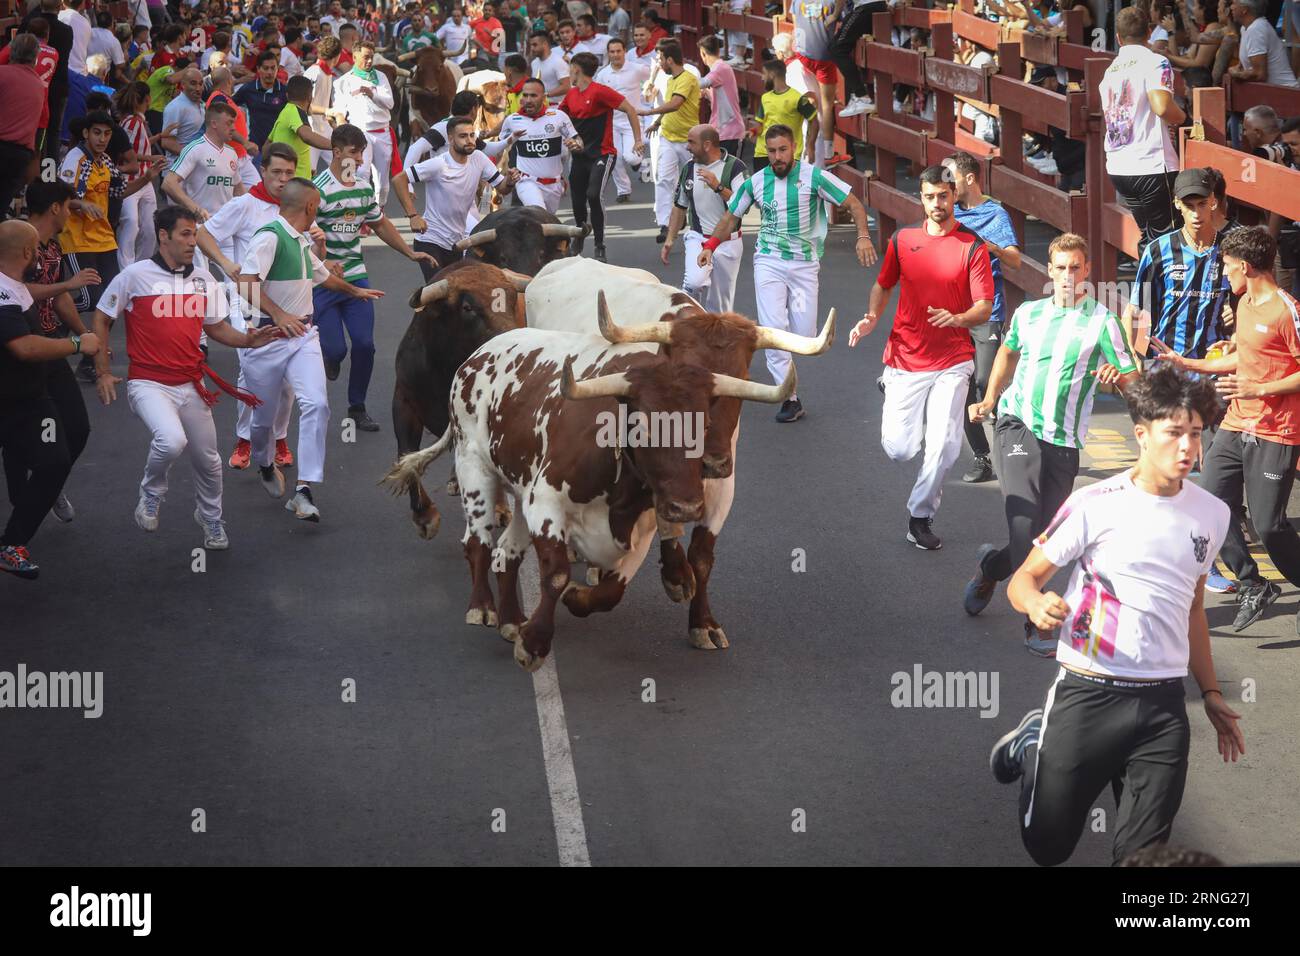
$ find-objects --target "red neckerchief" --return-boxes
[315,59,334,76]
[250,181,278,204]
[635,42,654,58]
[508,77,525,94]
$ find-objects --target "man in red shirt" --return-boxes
[470,1,505,63]
[0,35,50,221]
[849,164,994,550]
[1157,226,1300,633]
[560,52,643,261]
[0,19,62,153]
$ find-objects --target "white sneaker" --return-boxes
[286,486,321,522]
[134,492,161,532]
[1026,154,1059,176]
[52,493,74,522]
[259,464,285,498]
[194,508,229,550]
[839,95,876,118]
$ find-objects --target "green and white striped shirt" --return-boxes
[999,296,1138,449]
[727,161,849,262]
[313,166,384,282]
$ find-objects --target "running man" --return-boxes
[499,77,582,214]
[848,164,994,550]
[640,40,700,244]
[235,178,383,522]
[662,124,746,312]
[91,206,277,550]
[392,117,521,281]
[594,36,650,204]
[313,124,435,432]
[701,123,876,422]
[163,99,245,222]
[560,51,644,260]
[331,40,396,206]
[1155,226,1300,633]
[196,141,301,471]
[990,365,1242,867]
[964,233,1139,656]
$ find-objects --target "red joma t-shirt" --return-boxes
[877,222,994,372]
[560,81,625,159]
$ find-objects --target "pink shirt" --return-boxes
[700,59,744,142]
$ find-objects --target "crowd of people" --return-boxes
[3,0,1300,867]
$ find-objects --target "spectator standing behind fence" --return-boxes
[1228,0,1299,88]
[1100,7,1185,255]
[0,36,48,221]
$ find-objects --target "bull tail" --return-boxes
[382,427,454,496]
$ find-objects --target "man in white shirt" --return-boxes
[58,0,91,76]
[595,37,649,202]
[530,30,571,104]
[392,116,520,280]
[498,78,582,213]
[573,14,610,65]
[195,142,301,471]
[1230,0,1300,88]
[991,365,1243,867]
[436,6,473,65]
[1099,6,1185,254]
[303,36,343,173]
[89,11,125,81]
[332,40,396,206]
[164,100,245,221]
[280,27,306,77]
[321,0,350,37]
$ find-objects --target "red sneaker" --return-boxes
[825,153,854,168]
[275,439,294,467]
[228,438,251,470]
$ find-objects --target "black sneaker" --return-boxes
[876,376,885,395]
[615,194,630,204]
[962,455,995,483]
[990,708,1043,784]
[1232,580,1280,632]
[774,397,804,423]
[324,357,341,381]
[656,225,668,244]
[347,405,380,432]
[906,515,941,550]
[594,244,607,262]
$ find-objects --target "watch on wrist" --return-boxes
[70,334,81,354]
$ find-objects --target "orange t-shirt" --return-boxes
[207,89,249,159]
[1222,288,1300,444]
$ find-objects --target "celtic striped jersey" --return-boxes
[999,296,1138,449]
[727,161,850,262]
[313,167,384,282]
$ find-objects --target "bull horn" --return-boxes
[597,290,673,345]
[541,223,585,239]
[410,279,451,309]
[561,356,634,400]
[499,268,532,291]
[454,229,497,251]
[753,308,836,356]
[710,366,797,404]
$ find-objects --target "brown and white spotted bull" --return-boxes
[525,258,834,651]
[453,206,587,275]
[383,294,796,671]
[391,260,528,538]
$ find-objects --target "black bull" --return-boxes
[453,206,588,275]
[391,260,528,537]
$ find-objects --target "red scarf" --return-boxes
[636,42,654,58]
[249,181,279,205]
[315,59,334,76]
[508,77,525,94]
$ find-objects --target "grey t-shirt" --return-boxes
[1239,16,1300,88]
[607,7,632,46]
[793,0,837,61]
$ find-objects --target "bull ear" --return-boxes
[597,290,673,345]
[753,308,836,355]
[561,356,634,400]
[711,365,797,404]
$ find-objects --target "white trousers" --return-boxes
[360,127,394,207]
[514,178,563,214]
[654,137,690,228]
[240,328,330,483]
[117,185,158,270]
[126,379,223,521]
[225,281,293,441]
[753,253,820,389]
[682,231,743,313]
[879,360,975,520]
[608,121,643,198]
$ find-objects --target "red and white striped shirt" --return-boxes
[120,113,152,182]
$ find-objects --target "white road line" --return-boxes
[521,561,591,867]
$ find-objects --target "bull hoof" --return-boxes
[663,576,697,604]
[709,626,729,649]
[446,476,460,496]
[688,628,719,650]
[514,638,545,672]
[499,622,521,643]
[413,509,441,539]
[585,566,601,586]
[494,505,512,529]
[466,607,498,627]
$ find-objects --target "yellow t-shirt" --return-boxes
[755,87,815,159]
[58,153,116,253]
[659,70,700,143]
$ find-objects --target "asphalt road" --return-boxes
[2,174,1297,867]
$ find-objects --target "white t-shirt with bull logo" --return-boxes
[1036,471,1230,680]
